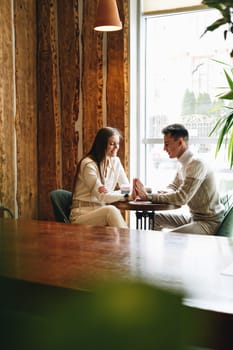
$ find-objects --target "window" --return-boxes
[131,3,233,194]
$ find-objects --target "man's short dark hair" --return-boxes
[162,124,189,141]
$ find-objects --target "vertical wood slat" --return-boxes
[107,0,129,175]
[14,0,38,218]
[57,0,79,191]
[82,0,104,155]
[37,0,61,220]
[0,1,15,213]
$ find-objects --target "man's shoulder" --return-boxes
[187,154,213,179]
[190,153,208,166]
[188,155,207,170]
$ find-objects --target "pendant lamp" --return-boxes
[94,0,122,32]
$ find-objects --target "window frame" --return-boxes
[129,1,233,192]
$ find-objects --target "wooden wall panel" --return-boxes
[37,0,61,220]
[38,0,81,219]
[14,0,38,218]
[82,0,104,154]
[0,0,129,221]
[0,2,15,213]
[57,0,79,191]
[107,0,129,174]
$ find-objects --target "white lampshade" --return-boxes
[94,0,122,32]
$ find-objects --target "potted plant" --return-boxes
[201,1,233,168]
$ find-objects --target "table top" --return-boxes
[0,218,233,314]
[115,200,180,211]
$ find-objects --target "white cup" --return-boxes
[120,184,130,194]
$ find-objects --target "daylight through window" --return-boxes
[139,8,233,193]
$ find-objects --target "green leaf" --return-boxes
[200,18,228,37]
[202,1,228,11]
[209,117,224,136]
[212,111,233,168]
[219,91,233,99]
[228,127,233,168]
[223,69,233,89]
[212,59,227,65]
[212,67,233,99]
[202,1,233,10]
[209,106,233,138]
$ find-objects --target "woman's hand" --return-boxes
[98,185,108,193]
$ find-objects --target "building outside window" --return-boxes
[131,1,233,194]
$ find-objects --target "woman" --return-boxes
[70,127,131,228]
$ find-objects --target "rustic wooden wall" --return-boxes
[107,0,129,170]
[0,0,129,220]
[82,0,129,164]
[57,0,79,190]
[14,0,38,218]
[82,0,104,154]
[37,0,61,220]
[37,0,79,220]
[0,1,15,215]
[1,0,38,219]
[37,0,129,220]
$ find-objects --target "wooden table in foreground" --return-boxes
[0,218,233,316]
[115,200,181,229]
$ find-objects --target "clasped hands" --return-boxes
[98,178,148,201]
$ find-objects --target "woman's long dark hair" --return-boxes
[72,127,122,193]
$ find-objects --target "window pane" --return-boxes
[142,9,233,192]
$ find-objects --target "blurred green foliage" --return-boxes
[0,277,211,350]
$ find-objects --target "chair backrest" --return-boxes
[220,190,233,214]
[50,189,72,223]
[216,191,233,237]
[0,206,14,218]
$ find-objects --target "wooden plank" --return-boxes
[57,0,79,191]
[0,1,15,214]
[37,0,61,220]
[82,0,104,154]
[107,0,129,175]
[14,0,38,218]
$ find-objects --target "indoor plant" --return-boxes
[209,60,233,168]
[201,0,233,168]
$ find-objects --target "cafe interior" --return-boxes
[1,1,233,349]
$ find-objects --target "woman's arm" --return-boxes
[82,162,128,203]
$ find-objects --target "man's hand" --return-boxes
[133,178,148,201]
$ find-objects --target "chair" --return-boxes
[215,191,233,237]
[0,205,14,218]
[50,189,72,223]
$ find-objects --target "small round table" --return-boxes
[115,201,180,230]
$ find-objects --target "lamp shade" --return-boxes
[94,0,122,32]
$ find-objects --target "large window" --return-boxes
[134,5,233,193]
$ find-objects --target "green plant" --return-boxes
[209,60,233,168]
[201,1,233,168]
[201,1,233,56]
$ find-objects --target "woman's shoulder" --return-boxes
[81,157,96,169]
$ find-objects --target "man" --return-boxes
[133,124,225,234]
